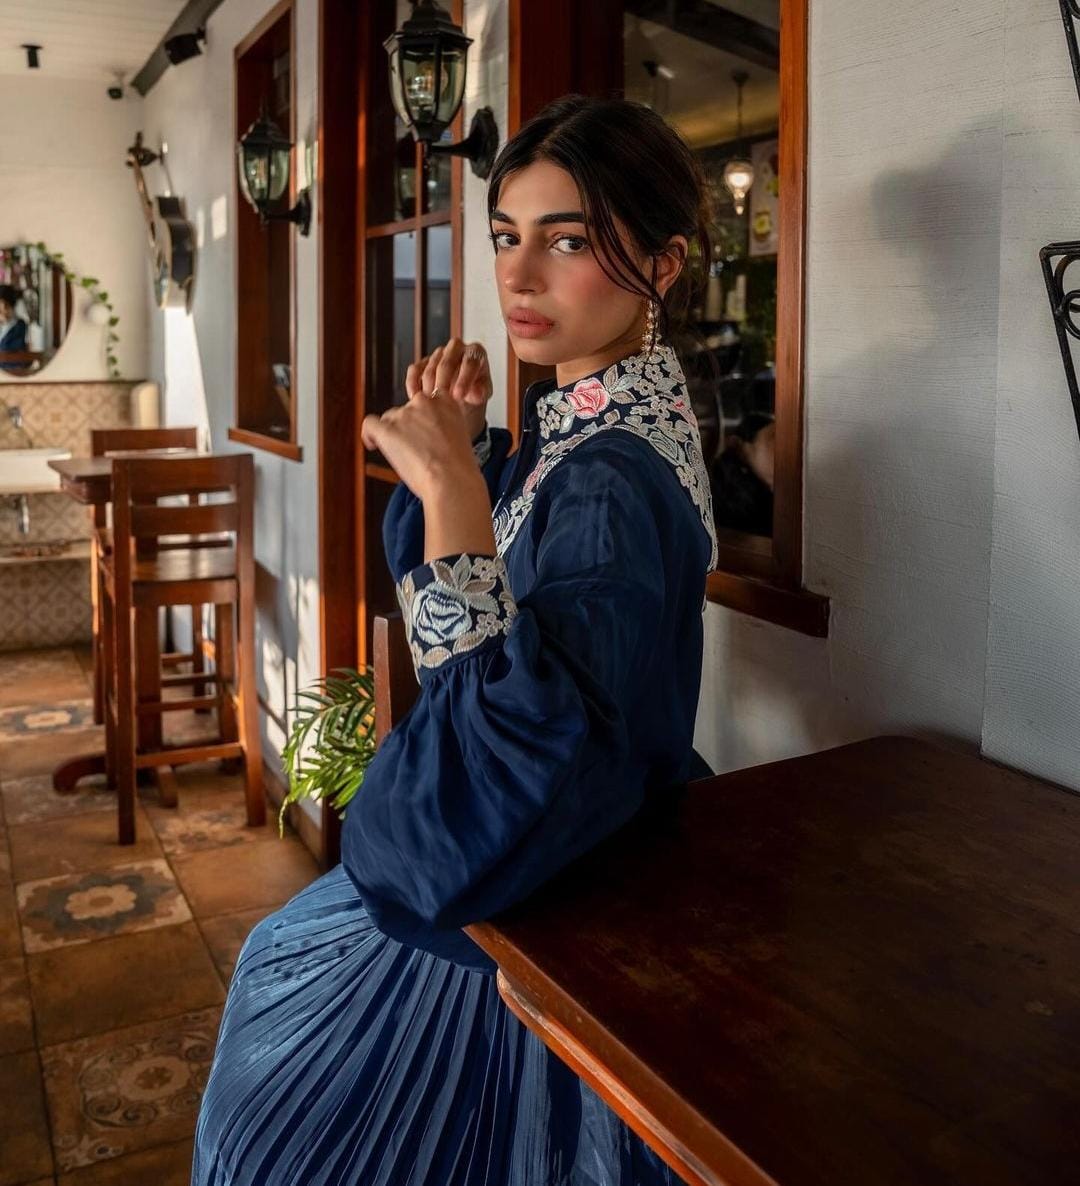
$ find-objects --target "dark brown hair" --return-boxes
[486,94,713,355]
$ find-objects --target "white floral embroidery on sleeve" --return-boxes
[396,552,517,677]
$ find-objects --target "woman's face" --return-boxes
[0,300,14,322]
[490,160,685,381]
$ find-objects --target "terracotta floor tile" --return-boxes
[10,804,162,883]
[17,860,192,954]
[28,921,225,1046]
[56,1136,194,1185]
[2,773,112,826]
[197,907,272,982]
[0,883,21,959]
[0,699,96,742]
[41,1007,221,1174]
[0,955,34,1054]
[0,825,9,882]
[145,788,280,857]
[171,835,320,918]
[0,647,88,709]
[0,1049,54,1184]
[0,727,104,781]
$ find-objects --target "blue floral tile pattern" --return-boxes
[16,859,192,952]
[396,552,517,677]
[0,698,95,739]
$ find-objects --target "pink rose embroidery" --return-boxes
[566,378,610,418]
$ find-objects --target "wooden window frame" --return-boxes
[317,0,464,866]
[507,0,827,636]
[229,0,303,463]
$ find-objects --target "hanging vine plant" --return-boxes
[31,241,120,378]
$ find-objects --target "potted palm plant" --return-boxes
[277,666,377,836]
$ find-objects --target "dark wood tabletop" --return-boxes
[48,449,200,506]
[466,736,1080,1186]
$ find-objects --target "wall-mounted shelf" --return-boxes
[0,539,91,566]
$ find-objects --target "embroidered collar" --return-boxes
[492,342,718,572]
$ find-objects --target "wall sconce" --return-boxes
[1058,0,1080,106]
[236,108,312,236]
[1040,241,1080,441]
[383,0,498,180]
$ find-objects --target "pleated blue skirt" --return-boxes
[192,864,682,1185]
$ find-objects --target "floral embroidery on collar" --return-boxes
[493,343,718,571]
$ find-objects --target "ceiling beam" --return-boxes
[623,0,780,72]
[131,0,226,96]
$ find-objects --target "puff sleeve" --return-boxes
[341,439,689,966]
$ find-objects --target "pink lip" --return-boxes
[507,308,555,338]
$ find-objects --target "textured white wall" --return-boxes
[0,75,149,383]
[982,4,1080,788]
[142,0,322,816]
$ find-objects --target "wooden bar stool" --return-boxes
[100,452,263,844]
[89,427,205,731]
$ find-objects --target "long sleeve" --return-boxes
[341,437,699,966]
[382,424,516,580]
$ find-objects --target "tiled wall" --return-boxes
[0,381,135,652]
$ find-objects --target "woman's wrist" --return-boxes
[421,467,497,562]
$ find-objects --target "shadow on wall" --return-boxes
[704,121,1009,773]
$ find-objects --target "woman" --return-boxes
[193,94,718,1186]
[0,284,28,371]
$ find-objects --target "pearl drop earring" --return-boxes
[641,298,658,358]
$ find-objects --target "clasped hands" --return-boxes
[360,338,493,504]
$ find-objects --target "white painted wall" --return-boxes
[141,0,322,818]
[0,74,149,383]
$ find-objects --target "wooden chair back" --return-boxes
[91,427,200,530]
[111,453,253,571]
[91,426,199,456]
[372,613,419,746]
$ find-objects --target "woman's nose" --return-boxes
[500,250,545,294]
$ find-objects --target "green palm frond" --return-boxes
[278,665,377,837]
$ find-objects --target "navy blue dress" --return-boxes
[192,343,718,1185]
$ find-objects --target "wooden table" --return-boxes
[466,736,1080,1186]
[47,450,200,794]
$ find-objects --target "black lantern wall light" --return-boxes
[384,0,499,181]
[236,105,312,236]
[1043,2,1080,438]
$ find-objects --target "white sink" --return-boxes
[0,447,72,494]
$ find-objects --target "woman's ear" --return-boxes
[655,234,689,299]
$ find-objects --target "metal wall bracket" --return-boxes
[1040,241,1080,440]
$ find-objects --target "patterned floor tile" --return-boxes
[144,793,280,857]
[28,922,225,1047]
[1,773,112,826]
[16,860,192,953]
[41,1007,221,1173]
[9,804,162,883]
[0,955,35,1055]
[56,1136,194,1185]
[0,699,96,740]
[0,1049,54,1184]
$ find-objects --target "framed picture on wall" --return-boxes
[749,137,779,258]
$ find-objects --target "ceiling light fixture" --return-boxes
[722,71,755,217]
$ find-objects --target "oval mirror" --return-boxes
[0,243,75,378]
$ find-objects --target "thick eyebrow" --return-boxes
[490,209,586,227]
